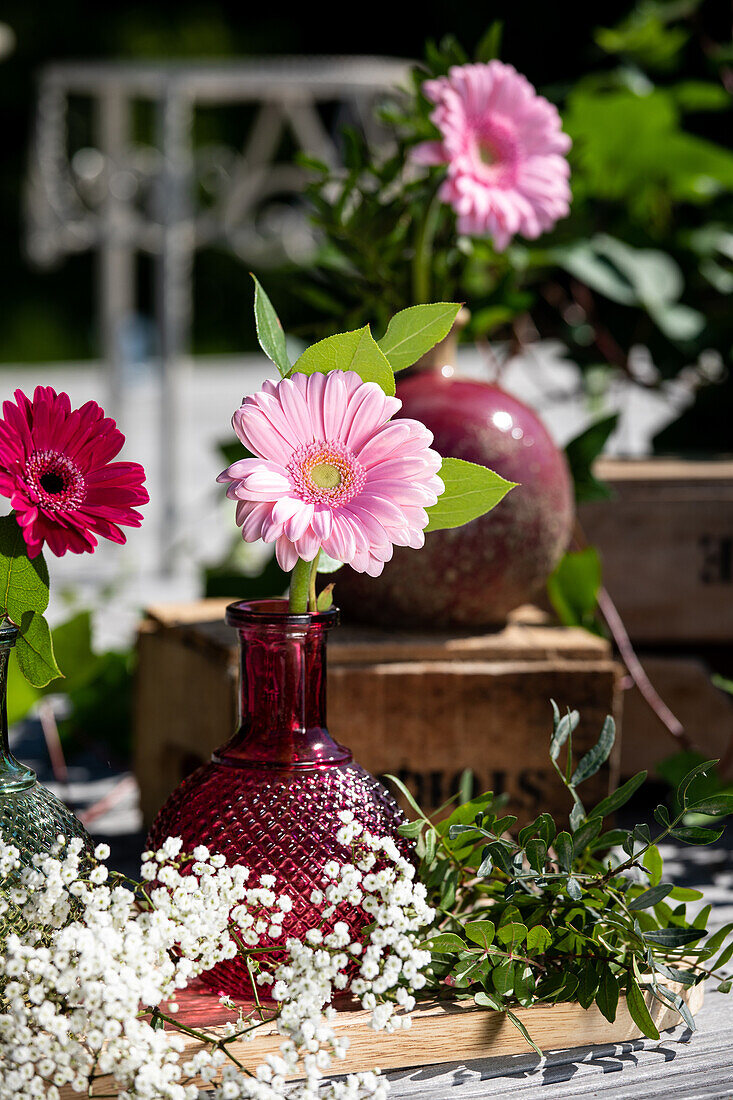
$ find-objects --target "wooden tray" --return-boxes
[58,978,704,1097]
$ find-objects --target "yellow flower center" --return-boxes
[310,462,342,490]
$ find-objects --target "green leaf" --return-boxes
[251,274,291,377]
[652,983,696,1032]
[643,927,705,948]
[535,812,557,849]
[626,978,660,1040]
[477,851,493,877]
[653,961,700,986]
[465,920,496,950]
[550,707,579,762]
[473,990,503,1011]
[677,759,718,806]
[670,825,724,845]
[397,819,425,839]
[577,962,601,1010]
[525,838,547,874]
[555,831,573,872]
[424,933,466,954]
[425,458,516,533]
[316,584,334,612]
[292,326,395,396]
[667,886,703,902]
[506,1008,543,1057]
[564,414,619,504]
[643,844,663,887]
[588,771,648,820]
[0,515,50,623]
[496,922,527,949]
[377,303,461,372]
[572,716,616,786]
[596,966,619,1023]
[491,960,515,996]
[628,884,673,910]
[702,922,733,957]
[715,941,733,972]
[567,877,582,901]
[475,21,503,63]
[47,611,96,695]
[15,611,62,688]
[424,828,437,865]
[526,926,551,955]
[686,794,733,817]
[385,774,430,823]
[547,548,602,631]
[693,903,712,931]
[316,552,344,575]
[590,828,628,852]
[572,817,603,857]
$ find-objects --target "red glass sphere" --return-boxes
[337,374,574,628]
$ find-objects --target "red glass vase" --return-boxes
[147,599,405,997]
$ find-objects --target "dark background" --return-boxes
[0,0,727,365]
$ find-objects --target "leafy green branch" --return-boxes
[390,705,733,1052]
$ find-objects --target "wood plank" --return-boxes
[580,458,733,643]
[620,653,733,780]
[57,981,704,1098]
[143,600,611,665]
[595,457,733,485]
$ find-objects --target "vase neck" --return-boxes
[213,600,351,769]
[0,621,36,793]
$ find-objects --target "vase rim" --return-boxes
[225,598,339,629]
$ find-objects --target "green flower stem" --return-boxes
[288,557,314,614]
[308,552,321,612]
[411,188,443,305]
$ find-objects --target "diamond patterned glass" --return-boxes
[148,599,406,997]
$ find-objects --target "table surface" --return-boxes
[12,722,733,1100]
[385,989,733,1099]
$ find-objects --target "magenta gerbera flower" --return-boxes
[412,61,571,250]
[0,387,148,558]
[217,371,444,576]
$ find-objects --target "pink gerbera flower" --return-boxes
[217,371,444,576]
[0,387,148,558]
[412,61,571,250]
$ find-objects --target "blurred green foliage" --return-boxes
[7,611,135,759]
[289,2,732,448]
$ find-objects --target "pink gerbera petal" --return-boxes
[0,388,148,558]
[218,370,444,574]
[411,60,571,250]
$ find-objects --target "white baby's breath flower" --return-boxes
[0,814,432,1100]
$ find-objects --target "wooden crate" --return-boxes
[134,601,621,828]
[57,978,703,1098]
[620,652,733,779]
[580,458,733,644]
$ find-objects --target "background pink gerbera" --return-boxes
[0,387,148,558]
[412,61,571,250]
[217,371,444,577]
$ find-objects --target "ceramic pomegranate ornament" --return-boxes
[336,359,574,629]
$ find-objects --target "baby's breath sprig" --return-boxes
[0,819,433,1100]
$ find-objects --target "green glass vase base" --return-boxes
[0,619,92,871]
